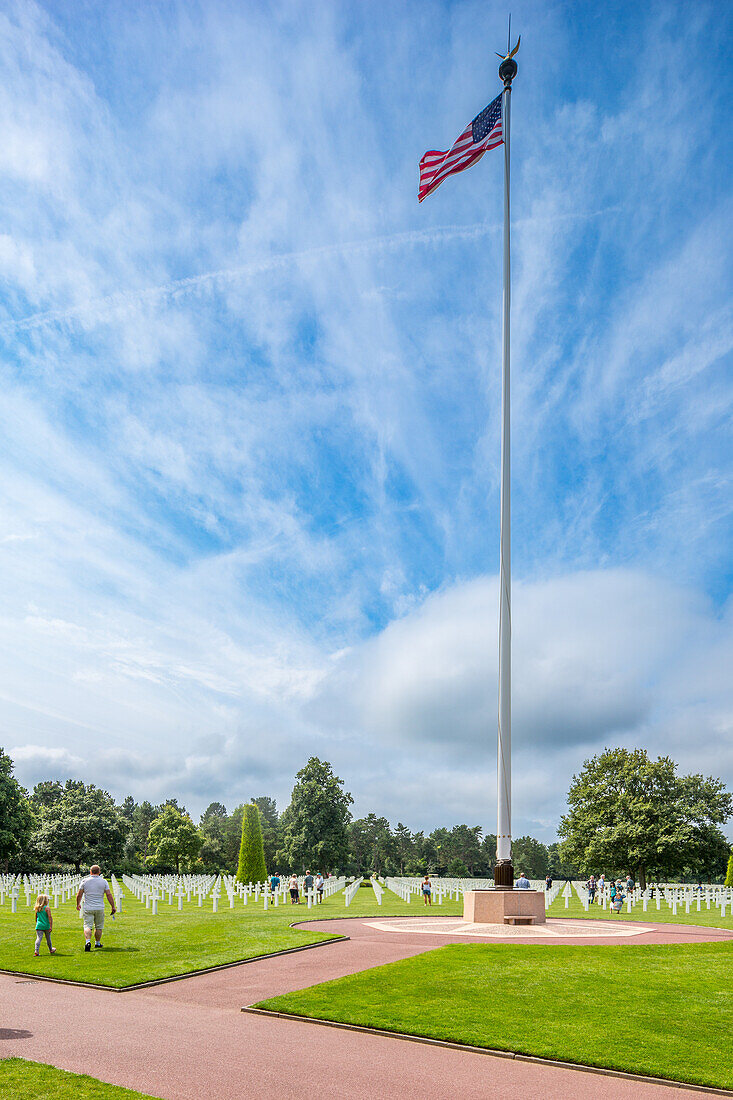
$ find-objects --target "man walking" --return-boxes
[76,865,116,951]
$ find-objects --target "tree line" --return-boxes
[1,747,730,883]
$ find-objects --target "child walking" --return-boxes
[34,894,56,956]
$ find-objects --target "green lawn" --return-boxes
[256,940,733,1090]
[547,890,733,929]
[0,884,460,988]
[0,1059,158,1099]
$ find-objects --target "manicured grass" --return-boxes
[0,1058,159,1098]
[257,940,733,1090]
[547,890,733,929]
[0,885,461,988]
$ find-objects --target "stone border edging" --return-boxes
[0,934,349,993]
[242,1006,733,1096]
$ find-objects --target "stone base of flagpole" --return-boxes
[463,889,546,925]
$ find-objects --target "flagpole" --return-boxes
[494,50,518,890]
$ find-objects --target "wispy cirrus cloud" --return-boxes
[0,0,730,835]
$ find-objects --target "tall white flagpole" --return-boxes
[495,46,518,889]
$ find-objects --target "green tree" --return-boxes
[448,825,484,875]
[558,748,733,889]
[429,828,451,875]
[405,831,436,876]
[32,781,126,872]
[547,841,578,880]
[482,832,498,873]
[147,806,202,873]
[512,836,550,879]
[236,804,268,883]
[199,802,228,871]
[348,814,394,874]
[120,795,136,823]
[131,801,158,863]
[447,858,468,877]
[278,757,353,872]
[393,822,413,874]
[250,796,280,868]
[161,798,187,815]
[725,850,733,888]
[224,804,245,869]
[0,748,34,872]
[29,780,64,814]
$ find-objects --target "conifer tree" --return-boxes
[725,850,733,889]
[236,803,267,883]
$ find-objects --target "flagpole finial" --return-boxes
[497,34,520,87]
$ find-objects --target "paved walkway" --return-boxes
[2,916,730,1099]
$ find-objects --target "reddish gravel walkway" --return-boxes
[1,916,730,1099]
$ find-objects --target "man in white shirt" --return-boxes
[76,865,116,951]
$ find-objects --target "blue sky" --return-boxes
[0,0,731,841]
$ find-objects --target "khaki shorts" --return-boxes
[83,908,104,931]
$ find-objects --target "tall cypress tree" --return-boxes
[725,850,733,889]
[236,803,267,883]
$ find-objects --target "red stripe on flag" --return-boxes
[418,109,503,202]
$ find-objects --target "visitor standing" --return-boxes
[421,875,432,905]
[626,874,635,897]
[315,872,324,900]
[516,872,530,889]
[598,873,606,901]
[33,894,55,956]
[545,874,552,891]
[270,872,280,899]
[303,870,314,899]
[586,875,597,904]
[289,873,300,904]
[76,865,115,950]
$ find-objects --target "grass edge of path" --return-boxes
[0,929,348,991]
[253,940,733,1092]
[0,1057,161,1099]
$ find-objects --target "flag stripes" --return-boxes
[419,94,503,203]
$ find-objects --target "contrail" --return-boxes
[0,206,618,338]
[0,222,499,337]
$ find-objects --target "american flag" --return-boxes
[418,94,503,203]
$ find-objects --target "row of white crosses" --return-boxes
[0,872,81,913]
[0,872,125,916]
[386,876,552,904]
[119,872,348,914]
[123,873,219,914]
[567,880,733,918]
[385,876,493,904]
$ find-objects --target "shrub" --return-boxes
[235,804,267,884]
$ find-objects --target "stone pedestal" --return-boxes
[463,888,546,925]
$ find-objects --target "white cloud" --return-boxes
[0,3,730,845]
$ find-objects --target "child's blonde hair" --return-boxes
[34,894,50,913]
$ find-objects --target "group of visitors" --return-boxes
[585,873,636,912]
[268,870,326,905]
[33,864,116,956]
